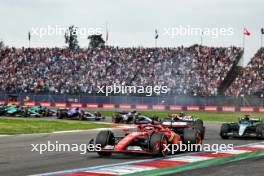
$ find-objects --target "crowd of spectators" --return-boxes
[225,48,264,97]
[0,46,242,96]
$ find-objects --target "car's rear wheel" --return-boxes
[194,120,205,139]
[149,132,168,157]
[220,123,230,139]
[111,116,115,123]
[195,119,203,126]
[95,130,115,156]
[127,116,134,124]
[56,110,64,119]
[183,128,202,145]
[256,124,264,139]
[43,109,49,117]
[78,111,84,120]
[112,115,121,123]
[22,108,29,117]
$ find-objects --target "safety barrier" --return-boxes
[1,101,263,112]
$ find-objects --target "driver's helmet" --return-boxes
[144,126,154,132]
[169,114,180,121]
[244,114,250,121]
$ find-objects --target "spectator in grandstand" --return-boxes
[225,48,264,97]
[0,45,242,96]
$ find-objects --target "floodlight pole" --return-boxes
[200,31,203,46]
[261,33,263,47]
[242,34,245,66]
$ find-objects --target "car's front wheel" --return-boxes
[220,123,230,139]
[95,130,115,156]
[149,132,168,157]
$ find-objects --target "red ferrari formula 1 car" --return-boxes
[89,123,203,157]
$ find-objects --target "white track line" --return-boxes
[0,135,10,137]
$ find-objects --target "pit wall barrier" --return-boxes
[0,101,263,113]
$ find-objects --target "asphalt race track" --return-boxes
[0,122,263,176]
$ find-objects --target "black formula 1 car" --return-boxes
[112,111,138,123]
[0,105,7,116]
[160,113,205,139]
[220,115,264,139]
[83,111,105,121]
[56,108,104,121]
[89,123,203,157]
[133,115,159,124]
[112,111,159,124]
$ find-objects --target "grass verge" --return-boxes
[0,117,112,135]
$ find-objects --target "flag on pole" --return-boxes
[155,29,159,39]
[243,28,251,36]
[28,32,31,41]
[261,28,264,35]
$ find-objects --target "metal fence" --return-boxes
[0,92,263,107]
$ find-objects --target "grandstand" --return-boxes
[0,45,245,95]
[225,48,264,97]
[0,45,263,107]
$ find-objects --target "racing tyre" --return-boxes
[78,111,84,120]
[127,116,133,124]
[133,117,138,124]
[22,108,29,117]
[183,128,202,145]
[256,124,264,139]
[220,123,230,139]
[57,110,64,119]
[195,119,204,126]
[0,109,6,116]
[43,109,49,117]
[95,117,100,121]
[112,115,121,123]
[149,132,169,157]
[95,130,115,156]
[111,116,116,123]
[194,120,205,139]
